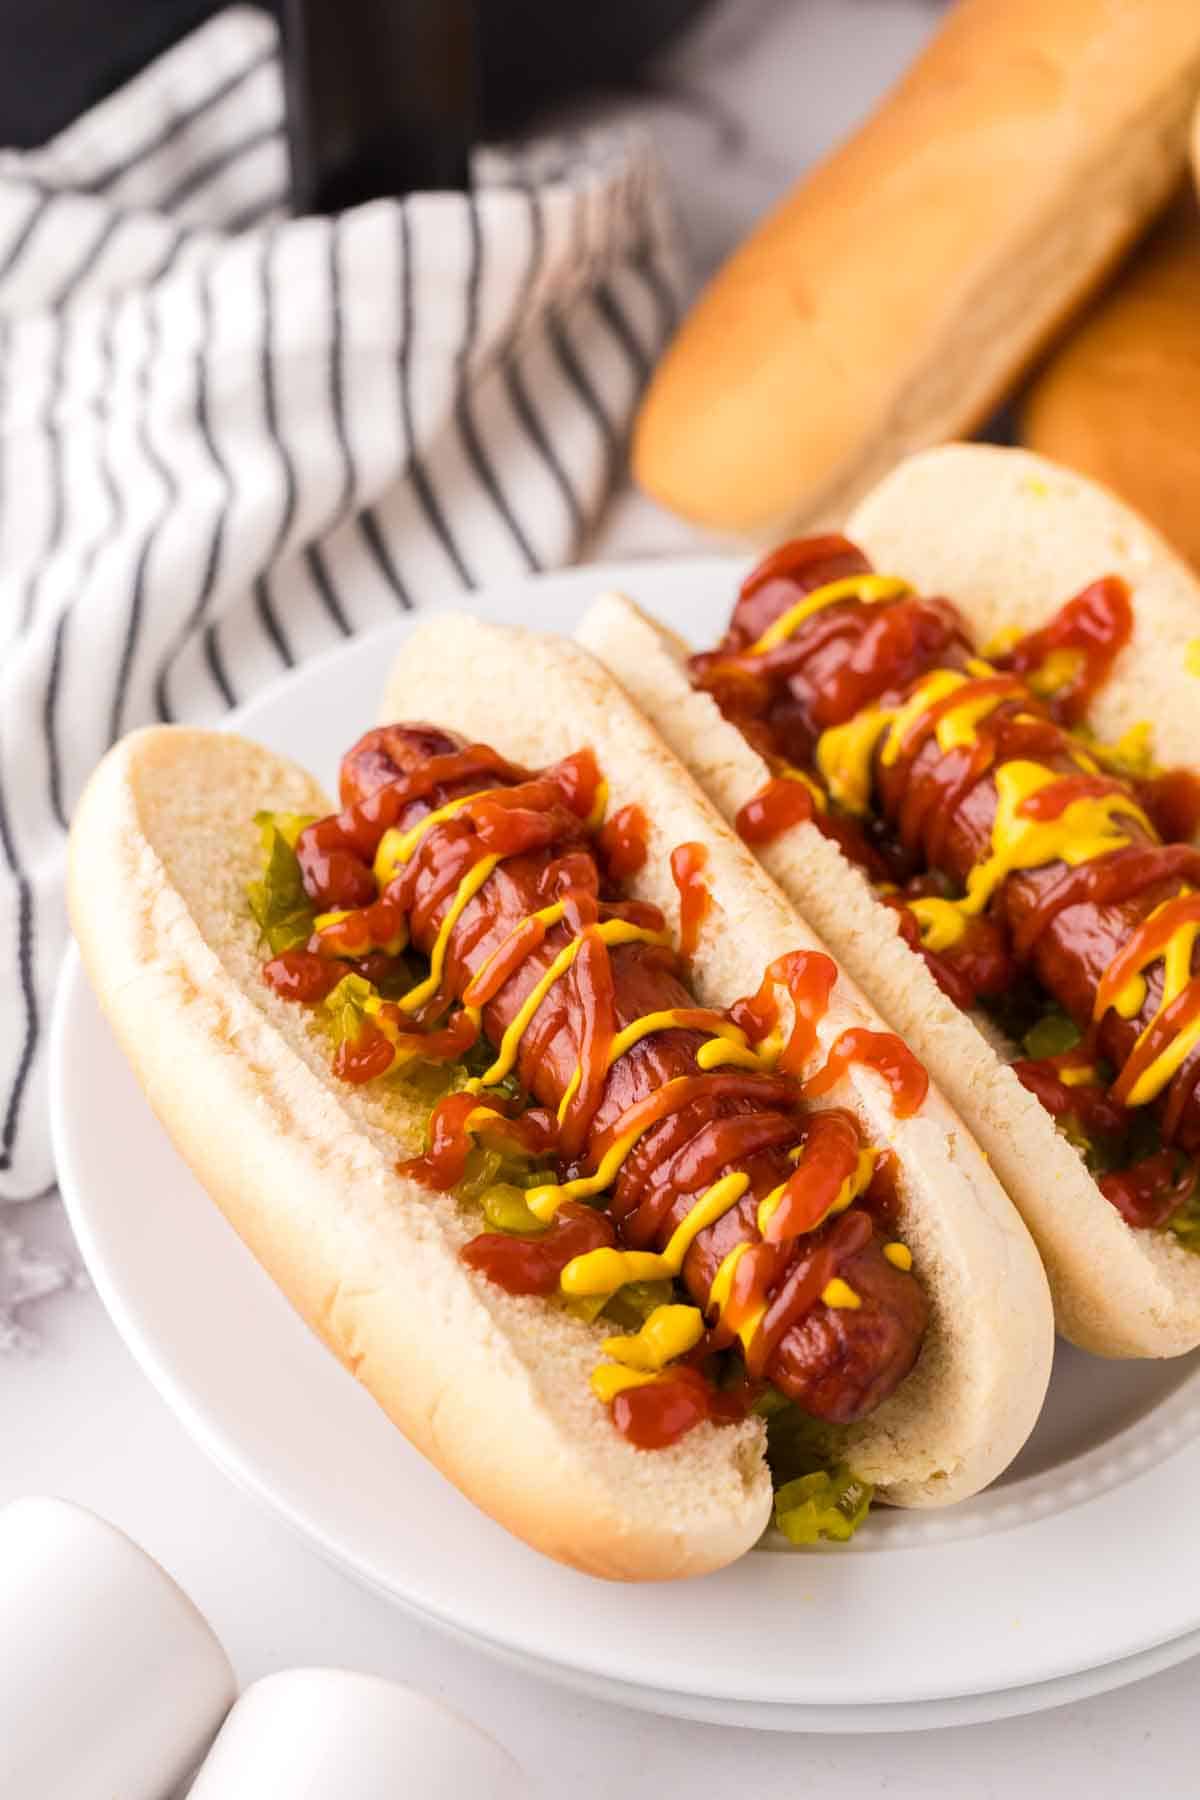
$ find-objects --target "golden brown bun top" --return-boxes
[1021,190,1200,573]
[634,0,1200,537]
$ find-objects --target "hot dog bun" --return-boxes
[632,0,1200,539]
[69,726,770,1581]
[578,445,1200,1355]
[380,618,1053,1510]
[1020,191,1200,574]
[70,625,1052,1581]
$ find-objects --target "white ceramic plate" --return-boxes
[52,559,1200,1729]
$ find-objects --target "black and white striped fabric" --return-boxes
[0,4,684,1210]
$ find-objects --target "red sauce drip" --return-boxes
[736,775,894,881]
[1010,844,1200,960]
[1010,1055,1129,1140]
[557,906,617,1162]
[457,775,589,859]
[899,676,1025,765]
[460,1201,615,1296]
[745,1211,872,1379]
[333,1019,397,1084]
[1016,772,1126,821]
[338,734,523,812]
[463,911,552,1008]
[591,1071,802,1170]
[626,1112,801,1250]
[736,776,816,844]
[863,1148,902,1229]
[335,1005,481,1089]
[548,746,604,821]
[727,949,839,1075]
[311,897,406,959]
[993,576,1132,725]
[1139,769,1200,844]
[738,534,860,605]
[803,1028,929,1118]
[1112,982,1200,1110]
[670,841,712,964]
[611,1364,750,1451]
[758,1108,862,1242]
[1100,1151,1197,1229]
[262,949,345,1003]
[295,740,585,910]
[806,597,967,732]
[397,1091,558,1190]
[887,900,1012,1010]
[597,803,650,879]
[1096,892,1200,1023]
[295,828,377,910]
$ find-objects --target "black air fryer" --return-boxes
[0,0,711,204]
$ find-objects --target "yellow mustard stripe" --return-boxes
[933,683,1020,754]
[1026,648,1084,700]
[600,1305,705,1371]
[908,760,1151,954]
[584,778,609,832]
[704,1241,766,1351]
[471,919,672,1100]
[877,668,1023,772]
[562,1246,671,1294]
[883,1242,912,1271]
[664,1171,752,1268]
[559,1171,752,1286]
[555,1011,759,1126]
[780,766,829,812]
[1117,900,1200,1107]
[1105,894,1194,1023]
[815,707,893,815]
[822,1277,861,1309]
[374,789,505,885]
[314,908,406,957]
[879,670,967,768]
[590,1365,659,1404]
[694,1036,766,1073]
[398,854,501,1015]
[749,574,910,656]
[466,901,568,1014]
[733,1303,767,1353]
[1126,1009,1200,1108]
[1058,1065,1098,1088]
[707,1240,750,1319]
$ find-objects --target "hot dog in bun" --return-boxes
[580,445,1200,1357]
[70,616,1052,1578]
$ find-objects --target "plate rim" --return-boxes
[51,554,1200,1720]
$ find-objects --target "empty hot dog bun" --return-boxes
[1020,190,1200,573]
[379,619,1052,1509]
[71,624,1051,1586]
[632,0,1200,539]
[579,445,1200,1355]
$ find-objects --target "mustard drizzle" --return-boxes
[790,572,1199,1118]
[348,751,901,1405]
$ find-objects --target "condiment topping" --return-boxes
[248,718,929,1472]
[689,534,1200,1242]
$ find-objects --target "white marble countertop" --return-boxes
[5,1,1197,1791]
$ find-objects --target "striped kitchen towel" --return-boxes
[0,3,684,1217]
